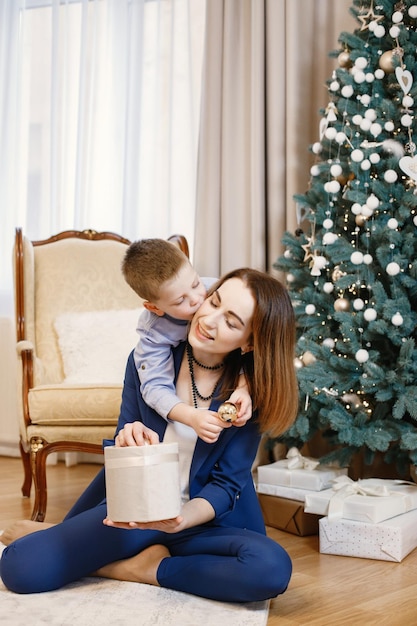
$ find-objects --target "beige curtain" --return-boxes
[194,0,355,277]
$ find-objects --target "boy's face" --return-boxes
[146,262,207,321]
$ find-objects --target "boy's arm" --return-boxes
[136,312,228,443]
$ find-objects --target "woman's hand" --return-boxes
[103,516,186,533]
[115,421,160,447]
[103,497,215,533]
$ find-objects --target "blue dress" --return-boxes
[0,346,292,602]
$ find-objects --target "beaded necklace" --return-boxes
[186,342,224,409]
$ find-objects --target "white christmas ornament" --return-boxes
[310,165,320,176]
[323,232,338,245]
[392,11,403,23]
[361,159,371,171]
[312,142,322,154]
[364,308,377,322]
[323,282,334,294]
[414,215,417,226]
[396,67,413,95]
[354,71,366,84]
[384,121,395,132]
[387,218,398,229]
[341,85,354,98]
[367,194,379,209]
[363,254,373,265]
[370,123,382,137]
[389,26,400,38]
[399,155,417,181]
[336,132,347,145]
[322,338,335,349]
[355,57,368,69]
[351,149,364,162]
[364,109,377,121]
[284,249,292,258]
[305,304,316,315]
[330,164,342,177]
[374,25,385,37]
[352,115,363,126]
[391,313,404,326]
[351,251,364,265]
[355,349,369,364]
[403,95,414,108]
[409,5,417,18]
[351,203,362,215]
[323,218,334,228]
[401,114,413,127]
[353,298,365,311]
[286,273,295,283]
[330,80,340,92]
[370,153,380,164]
[375,69,385,79]
[386,261,401,276]
[384,169,398,183]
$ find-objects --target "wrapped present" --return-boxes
[305,476,417,523]
[319,509,417,562]
[258,493,321,536]
[104,443,181,522]
[257,447,347,491]
[257,481,314,502]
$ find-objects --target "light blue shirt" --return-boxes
[133,277,217,418]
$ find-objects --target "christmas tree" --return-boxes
[274,0,417,476]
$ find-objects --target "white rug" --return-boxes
[0,543,269,626]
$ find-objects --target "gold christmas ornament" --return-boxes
[334,297,350,312]
[355,214,367,226]
[338,50,352,68]
[379,50,395,73]
[218,401,238,423]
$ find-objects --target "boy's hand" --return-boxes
[228,387,252,427]
[189,408,231,443]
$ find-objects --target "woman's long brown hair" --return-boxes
[210,268,299,437]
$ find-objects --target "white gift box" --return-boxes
[256,482,314,502]
[257,449,347,492]
[319,509,417,562]
[305,477,417,523]
[104,443,181,522]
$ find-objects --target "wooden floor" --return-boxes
[1,456,417,625]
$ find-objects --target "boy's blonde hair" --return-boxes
[122,238,189,302]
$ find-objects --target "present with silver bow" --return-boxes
[305,476,417,524]
[256,447,347,492]
[319,509,417,562]
[104,443,181,522]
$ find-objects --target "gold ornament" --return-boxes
[355,214,367,226]
[338,50,352,69]
[334,297,350,312]
[218,401,238,423]
[379,50,395,73]
[379,48,403,74]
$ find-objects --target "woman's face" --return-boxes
[188,277,254,357]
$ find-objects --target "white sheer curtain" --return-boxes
[0,0,205,314]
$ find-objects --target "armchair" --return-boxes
[13,228,189,521]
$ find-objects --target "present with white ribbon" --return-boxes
[319,509,417,562]
[104,443,181,522]
[257,448,347,492]
[305,476,417,523]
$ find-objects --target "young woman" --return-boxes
[1,268,298,603]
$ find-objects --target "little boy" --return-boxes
[122,238,252,443]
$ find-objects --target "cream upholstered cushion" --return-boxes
[54,308,141,384]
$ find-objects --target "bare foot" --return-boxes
[0,520,55,546]
[94,544,170,586]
